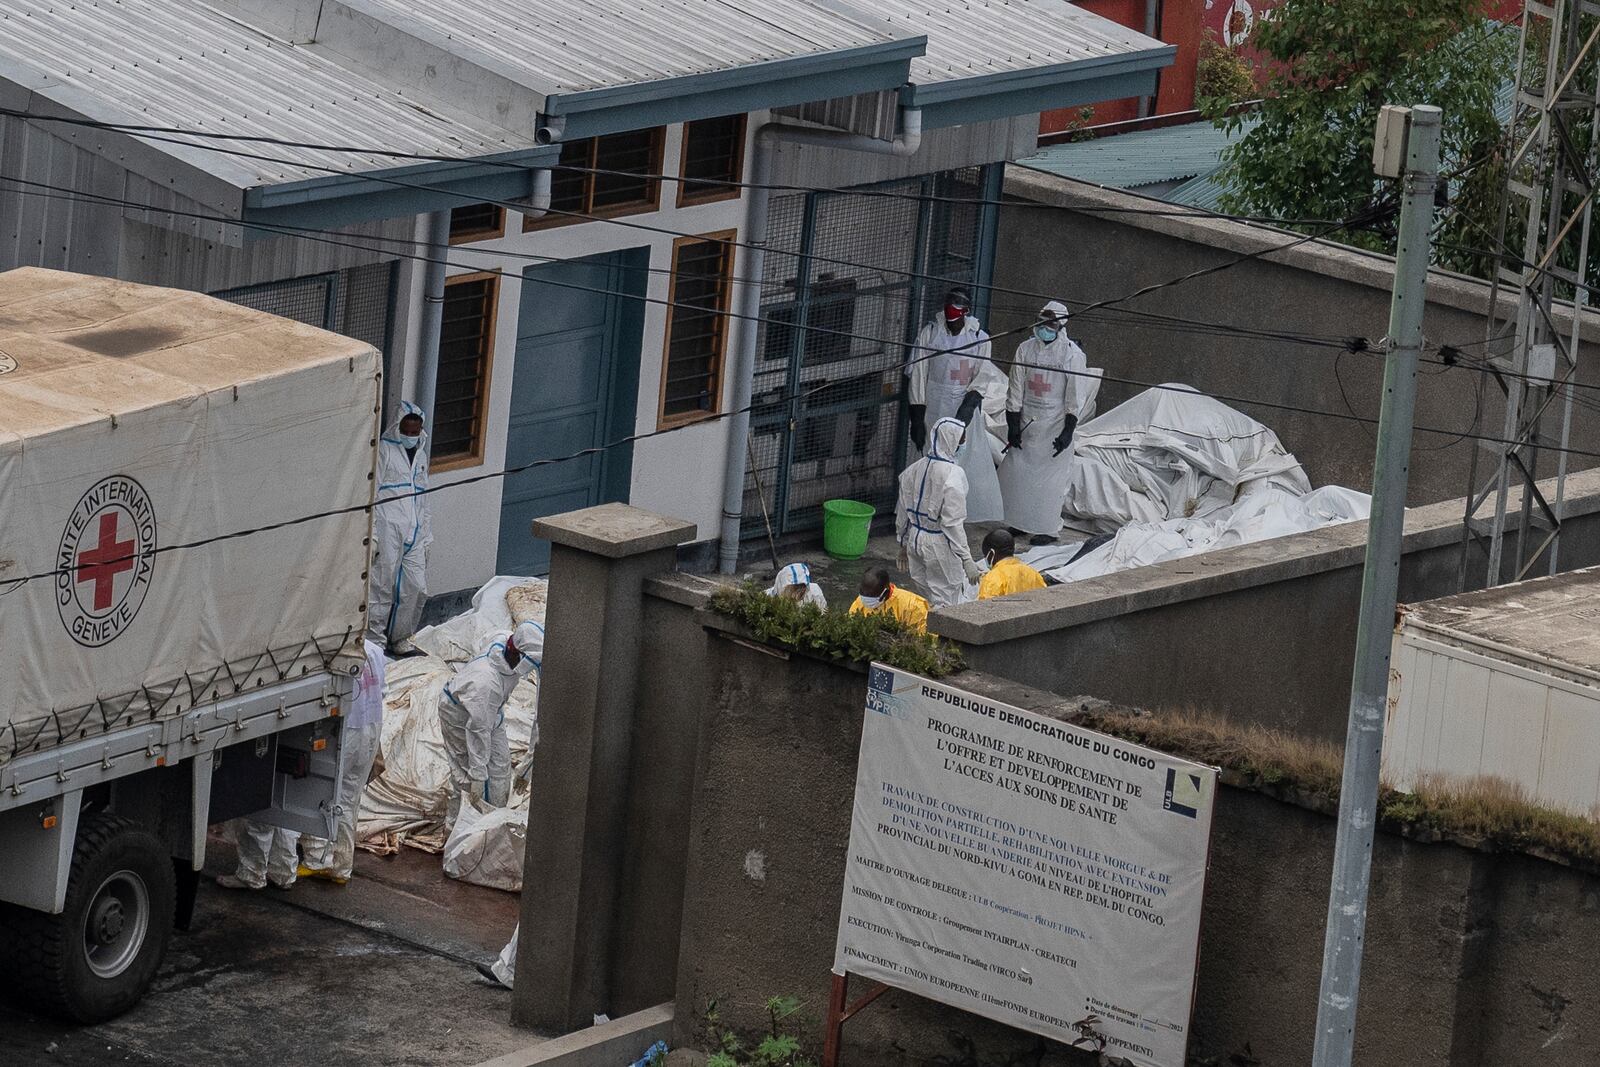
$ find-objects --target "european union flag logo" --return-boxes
[868,665,895,694]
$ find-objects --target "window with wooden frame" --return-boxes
[431,272,499,468]
[448,203,505,243]
[659,232,735,426]
[678,114,747,206]
[525,127,665,230]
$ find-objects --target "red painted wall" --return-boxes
[1041,0,1207,135]
[1043,0,1524,138]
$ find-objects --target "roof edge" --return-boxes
[544,38,925,138]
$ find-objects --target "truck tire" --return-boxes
[0,813,176,1023]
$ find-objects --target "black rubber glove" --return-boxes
[1052,413,1079,457]
[955,389,983,426]
[908,405,927,452]
[1005,410,1024,450]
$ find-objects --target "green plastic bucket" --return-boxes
[822,499,876,560]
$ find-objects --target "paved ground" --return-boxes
[0,842,539,1067]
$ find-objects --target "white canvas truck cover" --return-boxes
[0,268,378,765]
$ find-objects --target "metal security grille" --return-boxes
[742,166,995,540]
[213,261,396,358]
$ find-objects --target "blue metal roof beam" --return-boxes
[544,39,927,141]
[241,145,562,233]
[911,46,1177,130]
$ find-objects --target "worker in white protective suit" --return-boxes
[369,401,432,653]
[765,561,828,610]
[999,301,1094,542]
[896,416,982,608]
[904,289,1007,460]
[437,620,544,831]
[297,639,386,885]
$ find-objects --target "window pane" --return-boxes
[548,138,591,217]
[681,115,744,200]
[434,277,496,459]
[663,238,732,419]
[449,203,503,241]
[592,128,660,209]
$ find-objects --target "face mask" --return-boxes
[397,433,421,449]
[944,304,967,324]
[1034,326,1059,345]
[857,592,885,609]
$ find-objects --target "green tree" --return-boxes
[1215,0,1515,275]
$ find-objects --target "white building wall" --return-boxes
[414,120,758,594]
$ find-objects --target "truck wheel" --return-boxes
[2,814,176,1023]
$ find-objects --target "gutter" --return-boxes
[716,107,923,574]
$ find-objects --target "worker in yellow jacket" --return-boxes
[849,567,929,634]
[977,529,1046,601]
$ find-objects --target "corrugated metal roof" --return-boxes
[1020,120,1250,190]
[352,0,907,95]
[0,0,527,189]
[870,0,1167,87]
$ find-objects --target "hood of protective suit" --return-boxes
[1041,300,1070,325]
[382,399,430,449]
[770,562,811,591]
[928,416,965,461]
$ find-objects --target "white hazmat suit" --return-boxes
[904,314,1007,455]
[369,401,432,647]
[438,621,544,829]
[299,639,386,883]
[765,562,828,610]
[896,417,981,608]
[1000,307,1101,537]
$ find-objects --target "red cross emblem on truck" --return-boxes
[77,513,136,611]
[56,475,157,648]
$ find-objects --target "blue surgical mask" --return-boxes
[1034,325,1059,345]
[857,592,885,609]
[397,433,421,449]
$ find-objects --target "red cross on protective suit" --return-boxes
[77,512,135,611]
[949,359,977,387]
[1027,371,1054,398]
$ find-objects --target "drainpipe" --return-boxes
[521,166,552,221]
[414,208,451,427]
[414,166,549,424]
[716,107,923,573]
[1137,0,1162,119]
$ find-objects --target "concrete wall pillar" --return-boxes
[510,504,697,1032]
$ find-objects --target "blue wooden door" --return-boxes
[497,248,647,575]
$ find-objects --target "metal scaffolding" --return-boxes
[1460,0,1600,587]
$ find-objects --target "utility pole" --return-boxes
[1310,103,1441,1067]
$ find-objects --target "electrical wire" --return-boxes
[8,326,1600,597]
[0,170,1388,362]
[0,104,1387,229]
[13,168,1600,436]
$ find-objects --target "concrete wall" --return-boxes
[930,467,1600,743]
[664,619,1600,1066]
[992,168,1600,507]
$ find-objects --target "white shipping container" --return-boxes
[0,267,378,764]
[1382,565,1600,817]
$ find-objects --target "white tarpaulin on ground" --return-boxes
[357,576,544,861]
[1030,486,1371,585]
[0,269,374,764]
[1063,385,1311,532]
[834,666,1216,1067]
